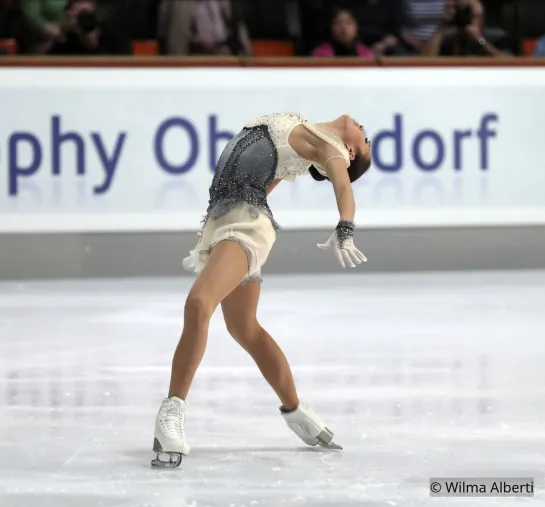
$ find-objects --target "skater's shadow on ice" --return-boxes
[192,446,330,455]
[127,446,335,464]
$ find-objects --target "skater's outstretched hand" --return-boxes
[318,220,367,268]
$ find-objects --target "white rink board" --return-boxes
[1,68,545,232]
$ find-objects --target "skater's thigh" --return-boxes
[187,240,249,312]
[221,281,261,339]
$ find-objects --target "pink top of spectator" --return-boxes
[312,42,374,58]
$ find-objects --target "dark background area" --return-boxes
[1,0,545,57]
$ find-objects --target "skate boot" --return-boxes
[151,397,190,468]
[281,402,342,450]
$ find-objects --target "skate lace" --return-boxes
[161,400,185,439]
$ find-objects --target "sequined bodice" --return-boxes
[245,113,350,181]
[202,113,350,232]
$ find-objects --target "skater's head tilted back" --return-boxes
[309,114,372,183]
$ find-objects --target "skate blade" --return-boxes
[316,428,342,450]
[318,440,343,450]
[151,452,182,469]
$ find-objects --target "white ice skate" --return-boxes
[151,397,190,468]
[281,402,342,450]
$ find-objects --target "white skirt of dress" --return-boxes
[182,204,277,284]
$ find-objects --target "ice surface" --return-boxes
[1,272,545,507]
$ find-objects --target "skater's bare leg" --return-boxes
[221,282,299,409]
[168,240,249,400]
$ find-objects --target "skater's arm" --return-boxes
[298,138,355,222]
[266,179,281,195]
[323,157,355,222]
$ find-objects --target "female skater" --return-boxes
[152,112,371,468]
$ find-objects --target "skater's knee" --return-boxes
[184,292,214,324]
[226,318,262,347]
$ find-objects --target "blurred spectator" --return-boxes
[158,0,251,56]
[534,36,545,57]
[20,0,65,52]
[312,7,373,58]
[422,0,511,56]
[355,0,407,56]
[47,0,131,54]
[402,0,446,53]
[125,0,159,40]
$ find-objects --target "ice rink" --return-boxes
[1,272,544,507]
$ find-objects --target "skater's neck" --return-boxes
[315,118,349,145]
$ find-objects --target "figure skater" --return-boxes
[151,112,371,468]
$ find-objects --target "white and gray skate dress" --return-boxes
[182,113,351,283]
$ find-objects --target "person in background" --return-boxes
[20,0,65,52]
[47,0,131,54]
[421,0,510,57]
[158,0,252,56]
[312,7,374,58]
[534,36,545,57]
[401,0,446,54]
[355,0,407,56]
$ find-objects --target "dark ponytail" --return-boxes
[309,165,327,182]
[309,154,371,183]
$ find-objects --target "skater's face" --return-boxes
[345,116,371,161]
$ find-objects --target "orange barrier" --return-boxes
[1,56,545,68]
[132,40,159,57]
[251,40,294,57]
[523,38,538,56]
